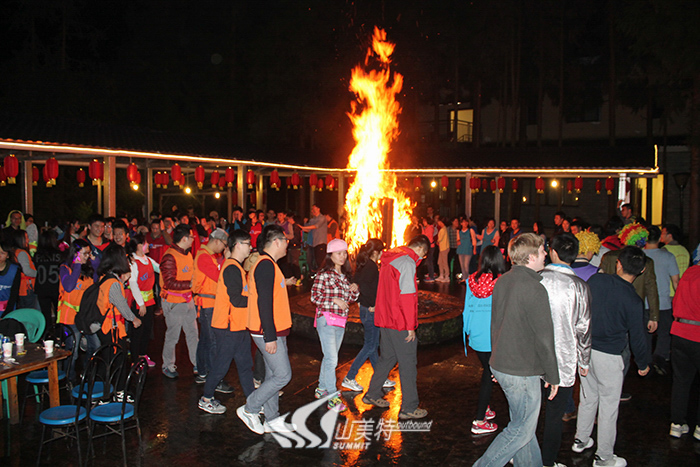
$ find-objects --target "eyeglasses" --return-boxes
[240,242,252,246]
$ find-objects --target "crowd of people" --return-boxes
[0,202,699,465]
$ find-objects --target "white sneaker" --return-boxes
[670,423,689,438]
[236,405,264,434]
[264,416,297,433]
[695,425,700,441]
[341,378,364,392]
[592,454,626,467]
[383,379,396,388]
[571,437,594,453]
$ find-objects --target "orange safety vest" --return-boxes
[247,255,292,334]
[133,256,156,306]
[97,276,127,339]
[327,219,340,243]
[212,259,248,331]
[57,266,93,325]
[193,246,219,308]
[159,247,193,303]
[15,249,36,296]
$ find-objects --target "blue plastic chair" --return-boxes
[88,357,148,467]
[21,324,75,421]
[36,350,101,467]
[71,343,124,404]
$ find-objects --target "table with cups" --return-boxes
[0,333,70,424]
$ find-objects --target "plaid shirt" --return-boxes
[447,226,459,249]
[311,268,359,318]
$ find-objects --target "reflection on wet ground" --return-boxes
[2,280,699,466]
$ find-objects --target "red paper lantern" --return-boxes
[490,179,497,192]
[414,176,421,191]
[42,164,50,187]
[88,160,100,185]
[286,176,292,189]
[46,158,59,186]
[535,177,545,194]
[210,170,220,188]
[218,177,226,189]
[566,180,573,194]
[291,172,301,189]
[309,173,318,191]
[32,166,39,186]
[161,172,169,188]
[134,171,141,185]
[225,167,235,187]
[316,178,324,191]
[441,175,449,192]
[246,170,255,189]
[0,166,6,186]
[595,179,602,194]
[195,165,205,189]
[325,174,335,191]
[455,178,462,193]
[172,164,182,186]
[512,178,518,193]
[3,155,18,184]
[178,174,185,188]
[270,170,281,190]
[482,179,489,191]
[497,177,505,193]
[575,176,583,193]
[470,177,479,193]
[155,172,162,188]
[76,168,86,187]
[605,177,615,195]
[127,163,139,183]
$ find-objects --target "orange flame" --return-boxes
[344,27,413,252]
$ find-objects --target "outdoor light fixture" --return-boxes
[214,192,220,199]
[551,180,558,188]
[132,184,139,191]
[185,186,191,194]
[522,196,527,202]
[430,180,437,188]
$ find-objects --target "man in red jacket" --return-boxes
[362,234,430,419]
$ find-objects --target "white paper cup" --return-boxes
[14,333,25,346]
[44,340,54,354]
[2,342,12,358]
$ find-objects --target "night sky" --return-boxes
[1,0,695,165]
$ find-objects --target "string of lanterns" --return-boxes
[0,156,625,199]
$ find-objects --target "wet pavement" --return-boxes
[2,280,699,466]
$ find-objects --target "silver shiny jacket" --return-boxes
[540,264,592,387]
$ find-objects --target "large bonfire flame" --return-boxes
[343,27,413,253]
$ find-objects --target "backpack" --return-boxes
[75,275,112,335]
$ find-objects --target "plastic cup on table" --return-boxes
[44,340,54,355]
[2,342,12,358]
[14,333,25,347]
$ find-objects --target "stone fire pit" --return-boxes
[290,290,463,346]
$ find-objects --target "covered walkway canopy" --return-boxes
[0,113,659,222]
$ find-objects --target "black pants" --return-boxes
[475,351,493,420]
[313,243,327,273]
[37,295,58,338]
[671,335,700,425]
[541,384,574,466]
[253,348,266,381]
[203,328,255,399]
[128,303,155,357]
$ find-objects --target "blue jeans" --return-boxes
[316,314,345,393]
[473,368,542,467]
[346,306,379,380]
[196,306,216,376]
[245,335,292,420]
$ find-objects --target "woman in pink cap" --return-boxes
[311,238,359,412]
